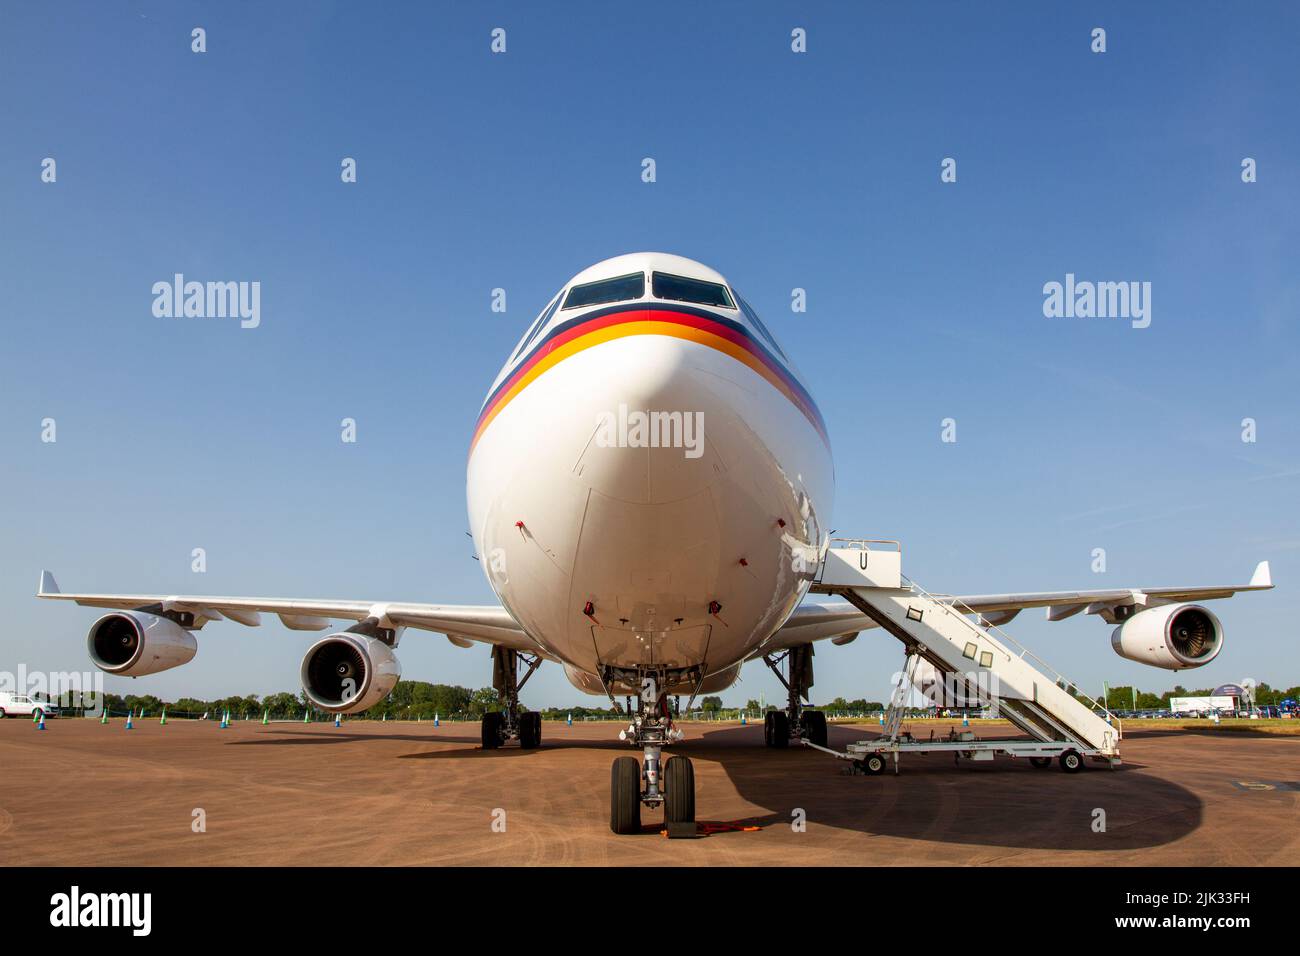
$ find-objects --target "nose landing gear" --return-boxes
[604,665,697,835]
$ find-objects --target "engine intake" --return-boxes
[1110,603,1223,670]
[301,633,400,714]
[87,611,198,676]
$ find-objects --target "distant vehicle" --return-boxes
[0,691,59,719]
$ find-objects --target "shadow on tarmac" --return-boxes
[232,720,1202,851]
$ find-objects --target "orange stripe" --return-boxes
[471,321,817,452]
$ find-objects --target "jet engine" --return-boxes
[1110,603,1223,670]
[301,633,401,713]
[87,611,198,676]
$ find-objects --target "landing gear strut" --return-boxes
[604,664,697,835]
[480,646,543,749]
[763,644,827,748]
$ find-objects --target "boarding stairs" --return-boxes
[810,539,1120,768]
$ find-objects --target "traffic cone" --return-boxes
[303,710,309,724]
[32,709,38,724]
[160,707,167,726]
[125,712,134,730]
[100,709,108,725]
[262,709,268,726]
[37,713,46,730]
[382,712,387,723]
[567,713,573,726]
[334,713,341,728]
[962,712,969,727]
[434,713,439,727]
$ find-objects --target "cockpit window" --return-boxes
[652,272,735,309]
[511,292,563,362]
[562,272,645,310]
[737,296,787,361]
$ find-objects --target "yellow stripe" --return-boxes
[472,321,809,450]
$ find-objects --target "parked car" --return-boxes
[0,692,59,719]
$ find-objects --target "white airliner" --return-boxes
[38,253,1273,833]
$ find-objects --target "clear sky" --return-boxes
[2,1,1297,709]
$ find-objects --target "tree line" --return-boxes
[74,678,1300,720]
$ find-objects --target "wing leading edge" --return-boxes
[35,571,542,654]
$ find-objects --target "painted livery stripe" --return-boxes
[471,305,827,452]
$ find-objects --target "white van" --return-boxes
[0,692,60,719]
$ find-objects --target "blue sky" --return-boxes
[1,1,1297,708]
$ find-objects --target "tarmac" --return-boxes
[1,717,1297,866]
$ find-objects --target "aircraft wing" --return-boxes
[761,560,1274,653]
[35,571,543,654]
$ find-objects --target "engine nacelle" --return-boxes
[301,633,401,714]
[1110,603,1223,670]
[87,611,198,676]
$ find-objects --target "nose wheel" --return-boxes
[610,756,641,834]
[610,754,695,834]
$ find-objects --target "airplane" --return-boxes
[37,252,1274,834]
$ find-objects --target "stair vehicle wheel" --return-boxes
[1059,749,1083,773]
[769,711,789,749]
[663,755,696,825]
[862,753,888,775]
[802,710,828,748]
[480,710,504,749]
[518,711,542,749]
[610,756,642,834]
[763,711,775,747]
[1029,757,1053,769]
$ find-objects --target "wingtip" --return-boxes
[1250,560,1272,588]
[37,570,59,596]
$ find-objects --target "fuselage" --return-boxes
[467,253,834,695]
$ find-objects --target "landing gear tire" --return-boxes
[767,711,789,748]
[481,711,503,750]
[1059,750,1083,773]
[802,710,828,748]
[1029,757,1053,769]
[518,711,541,750]
[663,755,696,826]
[610,756,642,835]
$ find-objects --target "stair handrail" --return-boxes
[901,575,1122,738]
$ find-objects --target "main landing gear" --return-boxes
[762,644,827,749]
[606,666,697,835]
[480,646,543,750]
